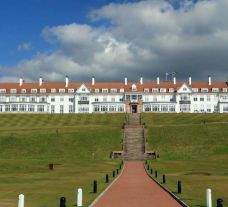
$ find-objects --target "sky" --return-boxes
[0,0,228,83]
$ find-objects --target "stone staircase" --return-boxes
[123,114,145,160]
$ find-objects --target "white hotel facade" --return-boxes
[0,76,228,114]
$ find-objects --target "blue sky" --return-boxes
[0,0,228,82]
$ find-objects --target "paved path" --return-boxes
[93,161,182,207]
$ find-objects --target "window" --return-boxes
[21,89,26,94]
[118,105,124,112]
[111,97,115,102]
[94,105,100,112]
[40,96,46,103]
[119,98,124,102]
[183,87,187,91]
[95,89,100,93]
[120,88,124,93]
[102,88,108,93]
[111,88,117,93]
[103,97,107,102]
[152,88,159,93]
[51,105,55,113]
[19,96,26,102]
[169,88,174,93]
[0,105,3,112]
[51,97,55,102]
[69,97,74,102]
[40,88,46,93]
[109,105,116,112]
[5,104,10,112]
[207,95,211,101]
[169,105,175,112]
[31,88,37,93]
[19,104,26,111]
[95,98,99,102]
[160,88,166,93]
[60,97,64,102]
[30,96,36,102]
[81,88,86,92]
[201,88,208,92]
[152,104,159,112]
[68,88,74,93]
[79,95,88,101]
[223,105,228,112]
[212,88,219,92]
[144,88,149,93]
[0,96,6,102]
[37,105,45,112]
[101,105,108,112]
[223,88,228,93]
[59,88,65,93]
[180,104,190,112]
[10,96,17,102]
[200,96,204,101]
[153,95,157,102]
[144,104,151,112]
[69,105,74,113]
[51,88,56,93]
[161,104,168,112]
[192,88,198,92]
[131,84,137,92]
[78,106,89,113]
[0,89,6,94]
[60,105,64,113]
[10,89,17,94]
[11,104,18,111]
[28,105,35,112]
[193,96,197,101]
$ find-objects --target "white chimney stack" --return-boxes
[156,77,160,85]
[65,75,69,88]
[140,76,143,85]
[189,75,192,85]
[19,77,23,86]
[208,75,211,86]
[39,76,43,86]
[92,77,95,86]
[124,77,128,85]
[173,76,176,85]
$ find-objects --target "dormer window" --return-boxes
[51,88,56,93]
[160,88,166,93]
[68,88,74,93]
[152,88,159,93]
[111,88,117,93]
[192,88,198,92]
[102,88,108,93]
[223,88,228,93]
[95,89,100,93]
[201,88,208,92]
[0,89,6,94]
[144,88,149,93]
[31,88,37,93]
[59,88,65,93]
[120,88,124,93]
[169,88,174,93]
[131,84,137,92]
[40,88,46,93]
[10,89,17,94]
[21,89,26,94]
[183,87,187,91]
[212,88,219,92]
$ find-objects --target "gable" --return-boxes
[76,84,90,93]
[177,83,192,93]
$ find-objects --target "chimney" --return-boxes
[39,76,43,86]
[92,76,95,86]
[140,76,143,85]
[124,77,128,85]
[208,75,211,86]
[173,76,176,85]
[189,75,192,85]
[19,77,23,87]
[157,77,160,85]
[65,75,69,88]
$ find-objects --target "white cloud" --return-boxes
[3,0,228,82]
[17,42,32,51]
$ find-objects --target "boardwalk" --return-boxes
[93,161,182,207]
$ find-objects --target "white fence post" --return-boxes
[18,194,24,207]
[206,189,212,207]
[77,188,83,207]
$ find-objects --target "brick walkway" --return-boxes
[93,161,182,207]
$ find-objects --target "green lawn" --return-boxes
[0,114,125,207]
[143,113,228,207]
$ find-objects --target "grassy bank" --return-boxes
[143,113,228,207]
[0,114,125,207]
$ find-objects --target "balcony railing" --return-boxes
[179,100,191,104]
[78,101,89,104]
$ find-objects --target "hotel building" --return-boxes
[0,76,228,113]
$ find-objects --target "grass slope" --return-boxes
[0,114,125,207]
[143,113,228,207]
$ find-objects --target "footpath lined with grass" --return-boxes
[0,114,125,207]
[143,113,228,207]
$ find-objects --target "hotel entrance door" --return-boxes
[131,105,137,113]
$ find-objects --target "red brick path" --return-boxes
[93,161,182,207]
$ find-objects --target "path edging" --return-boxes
[88,162,125,207]
[144,164,190,207]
